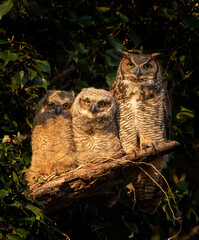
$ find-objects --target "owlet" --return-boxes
[110,52,171,214]
[71,87,122,164]
[26,90,77,185]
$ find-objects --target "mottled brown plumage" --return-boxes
[110,52,171,213]
[26,90,77,185]
[72,87,122,165]
[71,87,122,206]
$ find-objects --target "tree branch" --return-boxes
[29,140,180,214]
[50,64,76,85]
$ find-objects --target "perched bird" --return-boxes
[110,52,171,213]
[26,90,77,185]
[71,87,123,206]
[71,87,122,164]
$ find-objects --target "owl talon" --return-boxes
[132,149,137,158]
[151,143,157,153]
[142,144,148,152]
[121,149,126,155]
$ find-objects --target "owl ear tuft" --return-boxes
[151,53,163,59]
[71,91,75,98]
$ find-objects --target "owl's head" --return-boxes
[73,87,116,119]
[119,52,161,83]
[35,90,75,122]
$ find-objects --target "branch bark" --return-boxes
[29,140,180,214]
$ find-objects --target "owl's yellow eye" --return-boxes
[127,62,135,68]
[84,99,91,105]
[143,63,152,69]
[63,103,70,109]
[98,101,105,108]
[48,103,55,108]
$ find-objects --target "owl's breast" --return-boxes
[136,83,162,102]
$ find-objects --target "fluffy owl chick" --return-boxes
[110,52,171,214]
[72,87,122,164]
[71,87,123,207]
[26,90,77,185]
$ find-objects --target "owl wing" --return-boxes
[110,76,129,103]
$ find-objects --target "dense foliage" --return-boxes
[0,0,199,239]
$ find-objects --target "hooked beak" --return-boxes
[55,106,62,115]
[91,103,97,114]
[136,68,141,77]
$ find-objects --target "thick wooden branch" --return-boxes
[29,140,180,214]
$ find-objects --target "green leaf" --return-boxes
[107,36,123,52]
[158,7,176,20]
[0,0,13,20]
[2,135,11,143]
[7,234,22,240]
[0,50,18,66]
[186,208,199,221]
[35,60,51,74]
[12,171,19,184]
[12,71,28,89]
[26,117,33,129]
[175,180,189,193]
[12,121,18,129]
[97,7,110,12]
[1,126,14,132]
[74,79,89,90]
[23,152,31,166]
[104,49,121,66]
[25,204,43,217]
[106,72,116,87]
[119,13,129,23]
[38,176,45,183]
[77,15,93,27]
[67,50,78,63]
[176,107,195,120]
[128,30,141,47]
[0,233,3,239]
[33,77,49,89]
[0,189,9,198]
[8,201,22,208]
[72,42,88,54]
[0,40,8,44]
[16,229,29,239]
[183,15,199,29]
[26,68,37,80]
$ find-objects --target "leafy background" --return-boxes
[0,0,199,239]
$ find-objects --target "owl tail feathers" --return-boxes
[132,164,164,214]
[136,187,162,214]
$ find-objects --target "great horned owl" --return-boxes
[110,52,171,214]
[71,87,123,207]
[71,87,122,164]
[26,90,77,185]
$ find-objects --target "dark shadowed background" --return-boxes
[0,0,199,239]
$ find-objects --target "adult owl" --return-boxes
[110,52,171,214]
[26,90,77,185]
